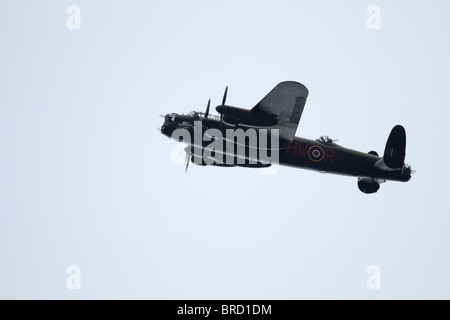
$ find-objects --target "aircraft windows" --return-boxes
[164,113,177,122]
[167,113,179,122]
[188,111,200,118]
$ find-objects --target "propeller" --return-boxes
[204,99,211,119]
[219,86,228,125]
[222,86,228,105]
[184,146,191,173]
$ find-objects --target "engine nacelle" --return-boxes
[216,105,278,127]
[357,177,380,194]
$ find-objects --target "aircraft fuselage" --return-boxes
[160,114,411,183]
[280,137,410,182]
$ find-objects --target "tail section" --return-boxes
[383,125,406,169]
[361,125,411,194]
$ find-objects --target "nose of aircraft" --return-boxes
[160,113,172,135]
[160,120,177,137]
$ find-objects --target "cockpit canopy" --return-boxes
[165,112,203,122]
[165,113,178,122]
[188,111,200,118]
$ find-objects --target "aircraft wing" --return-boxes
[251,81,308,146]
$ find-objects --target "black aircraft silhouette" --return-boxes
[160,81,412,194]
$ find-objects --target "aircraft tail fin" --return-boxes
[383,125,406,169]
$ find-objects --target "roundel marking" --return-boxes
[308,145,325,162]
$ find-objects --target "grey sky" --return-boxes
[1,0,449,299]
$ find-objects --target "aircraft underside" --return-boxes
[160,81,413,194]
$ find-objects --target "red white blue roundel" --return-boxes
[308,145,325,162]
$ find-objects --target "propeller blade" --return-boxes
[222,86,228,106]
[184,147,191,173]
[205,99,211,119]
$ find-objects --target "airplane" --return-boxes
[160,81,413,194]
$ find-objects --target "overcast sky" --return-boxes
[1,0,450,299]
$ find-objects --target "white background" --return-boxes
[1,0,449,299]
